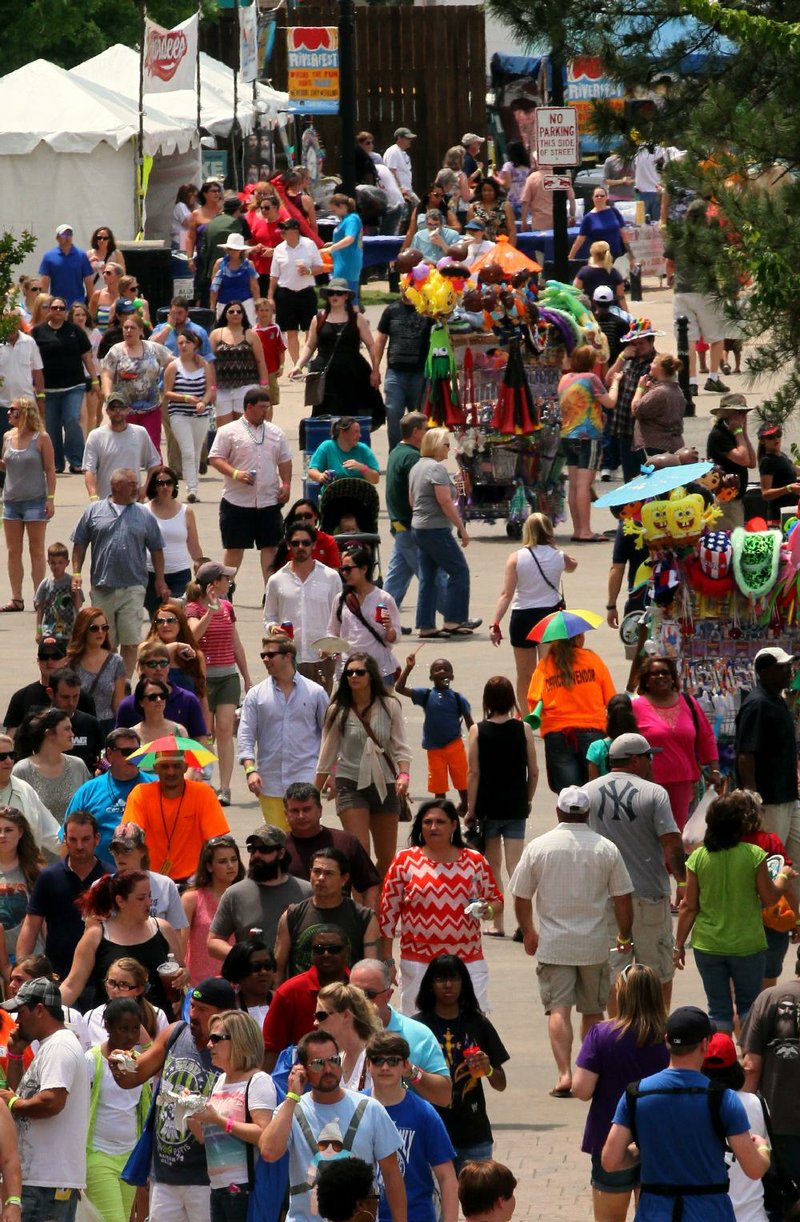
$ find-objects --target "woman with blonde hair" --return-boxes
[527,632,615,792]
[573,240,628,310]
[89,261,124,333]
[28,293,54,329]
[409,427,474,638]
[631,353,686,460]
[490,512,578,710]
[573,964,669,1221]
[189,1009,276,1219]
[0,397,56,612]
[314,981,382,1088]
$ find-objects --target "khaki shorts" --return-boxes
[268,371,281,405]
[673,291,727,345]
[608,896,675,984]
[91,584,146,648]
[536,961,609,1014]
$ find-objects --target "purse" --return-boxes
[527,548,566,611]
[355,706,413,822]
[304,317,346,408]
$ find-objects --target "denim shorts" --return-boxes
[335,777,400,816]
[590,1153,639,1193]
[483,817,527,840]
[3,495,47,522]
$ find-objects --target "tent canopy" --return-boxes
[0,59,193,156]
[72,44,289,138]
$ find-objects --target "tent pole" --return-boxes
[137,0,146,236]
[196,6,202,139]
[232,0,240,190]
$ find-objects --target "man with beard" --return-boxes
[262,927,350,1071]
[109,976,236,1222]
[259,1028,407,1222]
[207,822,311,960]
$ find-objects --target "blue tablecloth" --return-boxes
[361,228,582,269]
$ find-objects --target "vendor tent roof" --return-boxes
[72,44,289,137]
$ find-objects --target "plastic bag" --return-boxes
[682,786,717,852]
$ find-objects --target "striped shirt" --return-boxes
[379,847,502,964]
[185,599,236,669]
[168,360,210,417]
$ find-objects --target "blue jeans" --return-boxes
[601,429,619,473]
[384,368,426,450]
[412,527,469,628]
[693,947,765,1030]
[210,1186,251,1222]
[380,202,406,236]
[45,385,85,470]
[384,529,447,613]
[454,1142,494,1175]
[543,729,605,793]
[144,567,192,615]
[637,190,660,223]
[22,1186,79,1222]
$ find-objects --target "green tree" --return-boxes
[487,0,800,415]
[0,230,36,350]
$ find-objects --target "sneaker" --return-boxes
[187,491,197,503]
[600,468,613,482]
[400,625,412,636]
[217,788,231,807]
[689,383,699,396]
[464,617,483,630]
[704,377,730,393]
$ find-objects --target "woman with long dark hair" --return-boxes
[380,799,502,1012]
[66,605,127,735]
[59,870,186,1012]
[145,600,208,699]
[12,709,89,824]
[142,465,204,612]
[290,281,384,427]
[88,225,126,280]
[315,651,410,878]
[675,793,794,1030]
[527,632,615,793]
[221,938,277,1027]
[0,806,43,963]
[172,183,198,253]
[466,677,538,937]
[497,141,531,218]
[573,964,669,1221]
[327,545,401,683]
[131,676,187,744]
[466,178,516,244]
[208,299,268,426]
[182,835,244,986]
[413,954,509,1171]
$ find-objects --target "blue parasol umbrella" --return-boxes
[593,461,714,508]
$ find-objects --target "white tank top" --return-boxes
[146,503,192,574]
[511,545,566,610]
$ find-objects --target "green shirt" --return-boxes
[385,441,421,530]
[687,841,767,956]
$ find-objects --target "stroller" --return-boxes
[318,477,383,584]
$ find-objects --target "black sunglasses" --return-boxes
[207,1033,232,1045]
[246,960,274,973]
[88,623,109,632]
[0,752,16,762]
[314,1010,332,1022]
[142,659,169,668]
[346,668,368,678]
[311,944,344,955]
[368,1055,405,1067]
[307,1055,342,1069]
[340,565,358,574]
[154,479,174,488]
[247,842,280,854]
[260,651,283,661]
[143,692,166,702]
[289,539,312,547]
[39,653,64,662]
[112,746,138,758]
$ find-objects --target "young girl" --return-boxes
[182,836,245,986]
[77,955,171,1049]
[221,939,276,1028]
[84,998,152,1222]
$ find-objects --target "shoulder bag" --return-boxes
[527,548,566,611]
[304,317,346,408]
[355,705,413,823]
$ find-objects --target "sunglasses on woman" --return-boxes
[154,616,178,626]
[346,668,368,678]
[88,623,109,633]
[144,692,166,703]
[207,1032,232,1045]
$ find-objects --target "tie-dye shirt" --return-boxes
[558,372,607,440]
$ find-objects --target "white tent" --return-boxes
[73,44,290,138]
[0,59,199,272]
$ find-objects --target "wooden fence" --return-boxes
[201,4,486,191]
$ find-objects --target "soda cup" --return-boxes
[375,602,387,625]
[464,1043,487,1077]
[157,953,184,1007]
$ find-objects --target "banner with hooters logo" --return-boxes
[144,12,199,93]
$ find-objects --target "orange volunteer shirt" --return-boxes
[527,646,615,733]
[123,779,230,879]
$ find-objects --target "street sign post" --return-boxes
[534,107,580,167]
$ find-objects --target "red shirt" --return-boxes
[313,532,341,570]
[255,324,286,374]
[263,965,349,1055]
[248,211,288,275]
[743,829,792,867]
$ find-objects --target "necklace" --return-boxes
[157,785,186,875]
[242,418,265,446]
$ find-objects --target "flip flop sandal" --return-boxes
[418,629,451,639]
[444,624,475,635]
[0,599,24,612]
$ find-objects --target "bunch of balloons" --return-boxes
[397,248,468,318]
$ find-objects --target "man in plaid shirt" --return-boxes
[604,321,660,481]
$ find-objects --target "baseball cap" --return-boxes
[246,823,287,851]
[462,132,484,145]
[105,394,129,411]
[394,127,417,140]
[56,224,73,237]
[665,1005,714,1047]
[556,786,590,815]
[757,422,782,439]
[1,977,62,1012]
[465,219,486,231]
[703,1032,738,1069]
[754,646,797,669]
[196,561,237,586]
[38,636,66,660]
[278,218,300,230]
[190,978,237,1009]
[110,823,146,851]
[608,732,663,762]
[592,286,615,303]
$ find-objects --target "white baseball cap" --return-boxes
[557,786,590,815]
[592,286,614,303]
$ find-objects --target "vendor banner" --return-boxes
[287,27,339,114]
[143,12,199,93]
[240,2,258,83]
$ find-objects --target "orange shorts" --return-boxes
[427,739,468,793]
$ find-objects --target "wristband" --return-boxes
[675,881,687,889]
[486,1065,494,1079]
[6,1052,22,1061]
[233,469,240,481]
[616,936,632,948]
[245,765,257,776]
[286,1091,302,1103]
[4,1199,21,1208]
[734,427,744,435]
[35,392,45,400]
[47,494,55,500]
[91,380,99,386]
[606,604,616,610]
[89,494,99,501]
[225,1116,235,1134]
[757,1144,770,1155]
[72,572,82,578]
[7,1095,19,1111]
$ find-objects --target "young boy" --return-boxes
[366,1032,458,1222]
[33,542,83,644]
[458,1160,518,1222]
[396,654,473,810]
[254,297,286,405]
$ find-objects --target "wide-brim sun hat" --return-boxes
[322,278,354,296]
[222,233,254,252]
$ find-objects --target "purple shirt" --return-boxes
[115,686,208,737]
[575,1019,669,1155]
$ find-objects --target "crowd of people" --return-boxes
[0,143,797,1222]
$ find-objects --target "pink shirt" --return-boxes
[186,887,230,985]
[633,694,718,784]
